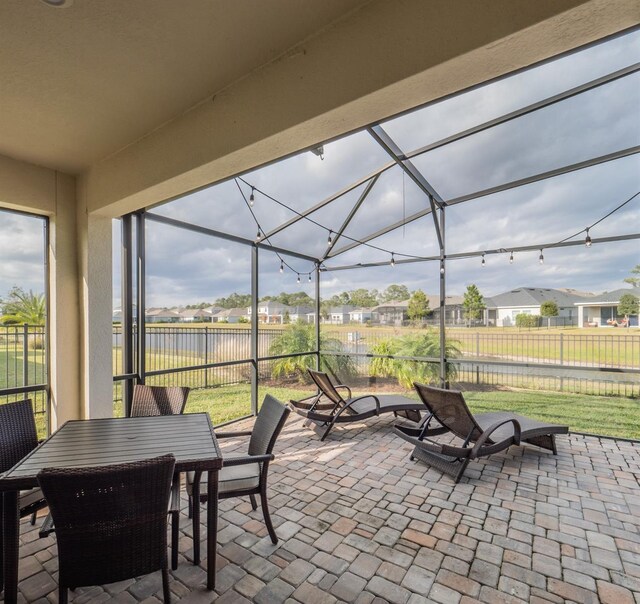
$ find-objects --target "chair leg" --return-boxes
[171,511,179,571]
[260,486,278,544]
[59,586,68,604]
[187,495,193,519]
[161,567,171,604]
[320,418,337,441]
[249,494,258,511]
[30,511,37,526]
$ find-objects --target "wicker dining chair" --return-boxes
[131,385,190,416]
[186,394,290,544]
[131,384,189,570]
[0,399,48,589]
[37,454,176,604]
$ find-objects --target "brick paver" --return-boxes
[8,413,640,602]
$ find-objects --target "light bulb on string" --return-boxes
[279,260,284,273]
[585,228,592,247]
[256,229,262,242]
[327,230,332,245]
[509,251,514,264]
[308,273,312,283]
[440,265,445,275]
[481,254,485,267]
[296,274,300,284]
[249,187,255,207]
[539,249,544,264]
[390,253,395,267]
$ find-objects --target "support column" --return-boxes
[439,206,447,388]
[251,245,259,415]
[315,262,321,370]
[77,197,113,419]
[48,172,81,429]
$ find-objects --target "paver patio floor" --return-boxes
[10,412,640,603]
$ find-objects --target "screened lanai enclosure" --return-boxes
[112,29,640,439]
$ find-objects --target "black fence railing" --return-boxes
[0,324,49,436]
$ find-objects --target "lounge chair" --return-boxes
[289,369,425,441]
[394,383,568,483]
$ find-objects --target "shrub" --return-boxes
[515,314,540,328]
[269,321,356,383]
[370,330,460,388]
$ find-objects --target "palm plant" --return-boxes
[369,338,399,378]
[0,287,46,325]
[269,321,356,383]
[385,330,460,389]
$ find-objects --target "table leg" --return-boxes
[192,471,201,565]
[2,491,19,604]
[207,469,219,591]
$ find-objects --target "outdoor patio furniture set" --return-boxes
[1,378,567,603]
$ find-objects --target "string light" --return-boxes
[279,260,284,273]
[327,230,333,245]
[539,249,544,264]
[585,228,592,247]
[296,274,301,284]
[440,265,445,275]
[249,187,255,207]
[509,251,514,264]
[256,228,262,242]
[481,254,485,267]
[390,253,395,267]
[308,273,312,283]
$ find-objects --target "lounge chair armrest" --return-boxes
[343,394,380,414]
[334,384,352,398]
[223,454,274,467]
[216,430,253,439]
[470,418,521,460]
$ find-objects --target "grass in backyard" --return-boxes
[175,382,639,440]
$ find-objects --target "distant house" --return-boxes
[178,308,213,322]
[215,308,249,324]
[374,300,408,325]
[249,301,289,324]
[289,305,314,323]
[145,308,181,323]
[485,288,592,327]
[574,288,639,327]
[324,305,354,325]
[349,308,376,324]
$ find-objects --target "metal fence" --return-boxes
[112,326,287,406]
[0,324,49,434]
[323,327,640,397]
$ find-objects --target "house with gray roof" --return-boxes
[574,288,639,327]
[485,287,593,327]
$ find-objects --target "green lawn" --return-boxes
[174,382,639,440]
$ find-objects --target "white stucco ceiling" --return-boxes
[0,0,370,173]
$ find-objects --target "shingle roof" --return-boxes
[485,287,591,309]
[573,288,638,305]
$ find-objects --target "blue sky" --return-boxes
[1,31,639,308]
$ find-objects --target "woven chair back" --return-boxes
[308,369,345,406]
[0,399,38,473]
[248,395,290,457]
[37,454,175,589]
[131,385,190,417]
[414,383,483,443]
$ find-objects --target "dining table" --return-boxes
[0,412,222,604]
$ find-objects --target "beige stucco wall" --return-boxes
[0,153,112,426]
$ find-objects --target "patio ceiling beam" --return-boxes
[322,175,379,261]
[261,163,395,240]
[404,63,640,161]
[326,206,434,259]
[323,232,640,271]
[368,124,445,251]
[446,145,640,206]
[145,212,319,262]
